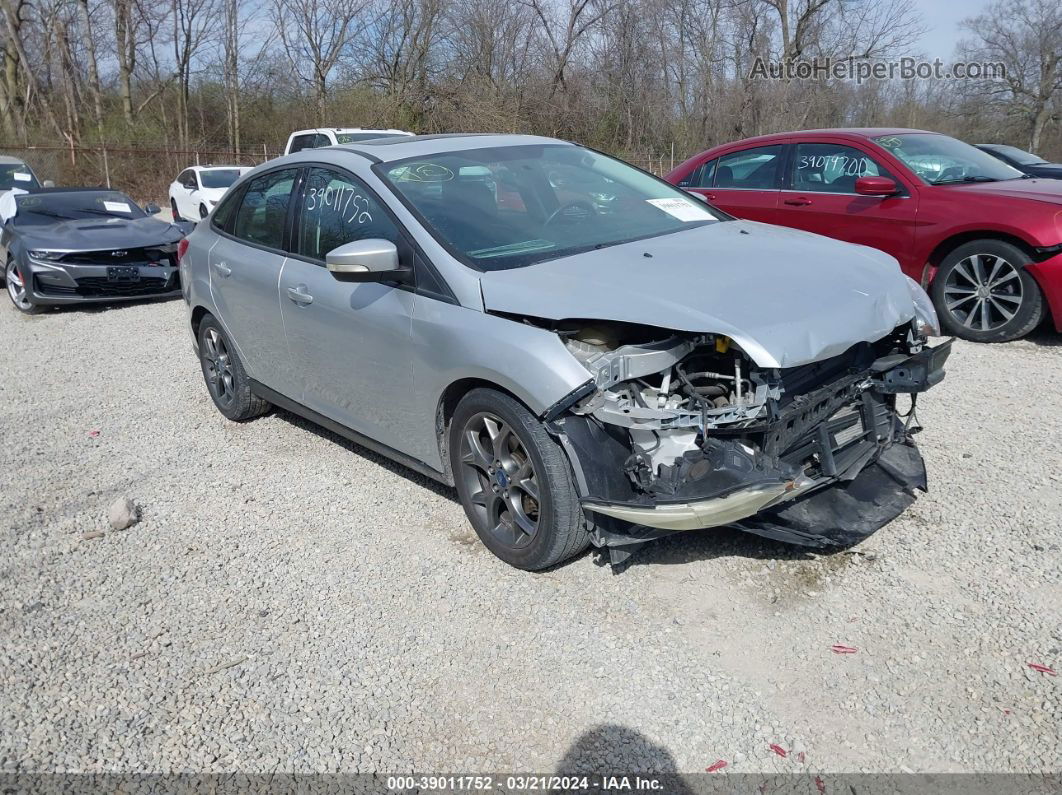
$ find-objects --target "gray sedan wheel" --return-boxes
[6,259,41,314]
[197,315,270,421]
[932,240,1044,343]
[450,388,589,570]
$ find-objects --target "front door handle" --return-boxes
[704,193,716,201]
[212,261,232,277]
[286,285,314,305]
[784,197,813,206]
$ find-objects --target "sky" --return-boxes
[914,0,993,58]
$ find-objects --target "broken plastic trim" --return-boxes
[541,379,596,423]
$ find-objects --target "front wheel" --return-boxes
[6,259,41,314]
[931,239,1044,342]
[450,388,589,570]
[197,314,270,421]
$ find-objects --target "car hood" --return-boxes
[478,220,915,369]
[17,215,185,251]
[947,177,1062,204]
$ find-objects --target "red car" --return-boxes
[666,128,1062,342]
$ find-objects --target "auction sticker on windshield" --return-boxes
[646,197,716,222]
[103,201,132,213]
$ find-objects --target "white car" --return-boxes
[283,127,413,155]
[168,165,250,221]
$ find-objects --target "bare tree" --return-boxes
[273,0,369,121]
[961,0,1062,152]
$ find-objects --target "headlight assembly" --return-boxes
[28,250,64,261]
[905,275,940,337]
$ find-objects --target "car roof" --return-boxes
[706,128,939,149]
[188,165,248,171]
[0,155,29,165]
[328,133,574,164]
[290,127,413,137]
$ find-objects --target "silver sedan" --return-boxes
[180,134,949,570]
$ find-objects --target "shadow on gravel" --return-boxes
[554,724,695,793]
[1023,325,1061,348]
[601,525,826,572]
[271,406,461,504]
[15,295,182,317]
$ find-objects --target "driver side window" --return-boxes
[296,167,400,262]
[791,143,898,194]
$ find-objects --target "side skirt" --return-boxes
[248,379,451,486]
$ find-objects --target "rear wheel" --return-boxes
[170,199,184,222]
[931,239,1044,342]
[5,259,41,314]
[450,388,589,570]
[197,314,269,421]
[199,203,208,219]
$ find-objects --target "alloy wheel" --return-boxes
[458,412,541,549]
[942,253,1023,332]
[6,261,32,311]
[202,327,235,407]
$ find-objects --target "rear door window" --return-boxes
[288,134,317,154]
[231,169,298,249]
[715,145,784,189]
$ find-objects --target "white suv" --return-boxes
[283,128,413,155]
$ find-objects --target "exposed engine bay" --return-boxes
[542,319,952,563]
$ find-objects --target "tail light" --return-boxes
[177,238,189,263]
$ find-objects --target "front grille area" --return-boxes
[59,247,177,266]
[35,274,179,298]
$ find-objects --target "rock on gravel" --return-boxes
[0,299,1059,776]
[107,496,140,530]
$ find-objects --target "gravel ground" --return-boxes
[0,297,1059,776]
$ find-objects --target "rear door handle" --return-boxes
[286,285,314,305]
[784,197,812,206]
[212,261,231,277]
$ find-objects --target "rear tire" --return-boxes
[931,239,1044,342]
[170,199,184,222]
[197,314,270,421]
[5,259,42,314]
[199,203,208,219]
[449,388,589,570]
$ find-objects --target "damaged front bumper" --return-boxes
[552,334,951,559]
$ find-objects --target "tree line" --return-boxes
[0,0,1059,165]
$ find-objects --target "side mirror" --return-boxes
[326,239,408,283]
[42,179,55,188]
[855,176,899,196]
[144,201,161,215]
[684,189,710,202]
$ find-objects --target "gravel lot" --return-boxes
[1,297,1059,776]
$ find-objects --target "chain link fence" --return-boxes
[0,144,281,204]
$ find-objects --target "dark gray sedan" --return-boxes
[2,188,189,314]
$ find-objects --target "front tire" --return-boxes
[450,388,589,570]
[931,239,1044,342]
[197,314,269,421]
[6,259,41,314]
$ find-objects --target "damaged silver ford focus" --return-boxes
[181,134,950,570]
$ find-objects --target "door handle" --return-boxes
[212,261,231,277]
[286,285,314,305]
[784,197,813,206]
[704,193,716,201]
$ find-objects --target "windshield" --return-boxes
[986,145,1047,166]
[199,169,243,189]
[13,191,147,224]
[380,145,723,270]
[0,164,39,191]
[336,132,407,144]
[874,134,1024,184]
